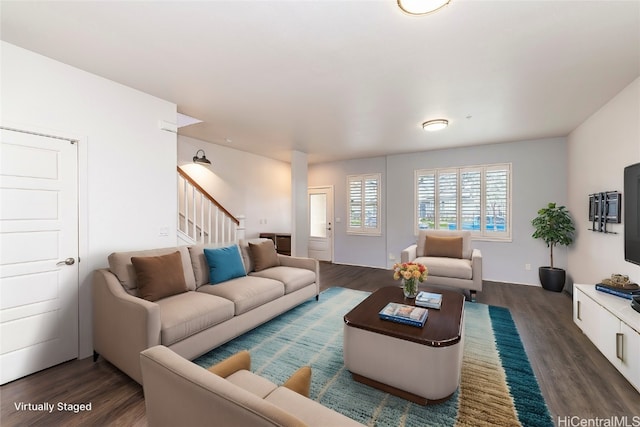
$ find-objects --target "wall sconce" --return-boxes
[193,149,211,165]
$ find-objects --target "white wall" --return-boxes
[309,138,569,285]
[567,77,640,288]
[309,156,389,268]
[177,135,291,238]
[1,42,178,358]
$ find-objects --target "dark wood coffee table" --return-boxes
[343,286,465,404]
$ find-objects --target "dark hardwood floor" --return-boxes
[1,262,638,426]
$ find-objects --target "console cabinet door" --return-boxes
[574,289,620,365]
[574,289,602,343]
[618,322,640,392]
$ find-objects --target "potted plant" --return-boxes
[531,202,575,292]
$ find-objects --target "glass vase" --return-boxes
[402,278,418,299]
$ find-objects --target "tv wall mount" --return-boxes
[588,191,621,234]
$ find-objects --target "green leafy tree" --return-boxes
[531,202,575,268]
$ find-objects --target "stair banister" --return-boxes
[177,166,241,246]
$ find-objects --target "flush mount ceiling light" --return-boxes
[422,119,449,131]
[193,149,211,165]
[398,0,450,15]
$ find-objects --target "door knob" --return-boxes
[56,258,76,266]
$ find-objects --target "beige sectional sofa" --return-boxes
[140,345,364,427]
[401,230,482,300]
[93,239,319,384]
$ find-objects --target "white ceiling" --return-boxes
[2,1,639,164]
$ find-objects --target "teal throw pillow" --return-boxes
[204,246,246,284]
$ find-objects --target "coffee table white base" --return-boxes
[343,321,465,404]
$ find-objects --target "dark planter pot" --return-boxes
[539,267,566,292]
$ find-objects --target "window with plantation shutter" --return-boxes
[438,171,457,229]
[416,173,435,230]
[485,167,509,235]
[348,173,381,235]
[461,169,482,232]
[415,163,511,240]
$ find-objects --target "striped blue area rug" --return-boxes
[194,287,553,427]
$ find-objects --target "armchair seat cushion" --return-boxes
[197,276,284,315]
[226,370,278,399]
[265,387,364,427]
[250,266,316,294]
[414,256,473,280]
[156,292,234,346]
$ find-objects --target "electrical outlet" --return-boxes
[525,263,531,271]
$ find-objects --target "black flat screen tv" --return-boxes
[624,162,640,266]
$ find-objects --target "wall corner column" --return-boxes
[291,151,309,257]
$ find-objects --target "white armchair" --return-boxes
[401,230,482,300]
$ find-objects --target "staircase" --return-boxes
[177,166,245,246]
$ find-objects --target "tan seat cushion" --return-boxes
[423,235,463,259]
[226,370,279,399]
[265,387,364,427]
[414,256,473,280]
[131,251,188,301]
[197,276,284,315]
[249,240,280,272]
[156,292,235,346]
[250,266,316,294]
[283,366,311,397]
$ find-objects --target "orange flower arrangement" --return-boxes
[393,262,428,297]
[392,262,428,282]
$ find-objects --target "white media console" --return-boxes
[573,284,640,393]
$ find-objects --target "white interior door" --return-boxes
[308,186,333,262]
[0,128,79,384]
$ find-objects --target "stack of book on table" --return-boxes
[415,291,442,309]
[379,302,428,327]
[595,283,640,300]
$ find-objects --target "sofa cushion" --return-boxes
[238,238,271,273]
[250,266,316,294]
[197,276,284,315]
[417,230,472,259]
[414,256,473,280]
[188,243,229,287]
[108,246,196,296]
[155,292,235,346]
[249,240,280,272]
[204,246,247,284]
[131,251,188,302]
[424,235,463,259]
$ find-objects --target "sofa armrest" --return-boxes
[470,249,483,291]
[400,244,417,263]
[277,255,320,292]
[140,346,308,427]
[92,269,161,384]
